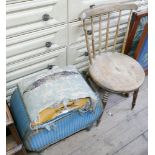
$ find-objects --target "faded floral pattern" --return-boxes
[18,66,97,123]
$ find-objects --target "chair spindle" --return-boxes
[106,13,110,51]
[91,16,95,58]
[98,15,102,54]
[113,10,121,52]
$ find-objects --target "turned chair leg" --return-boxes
[102,91,109,108]
[131,88,139,110]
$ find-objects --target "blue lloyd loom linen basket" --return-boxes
[10,66,103,152]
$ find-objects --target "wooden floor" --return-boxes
[28,77,148,155]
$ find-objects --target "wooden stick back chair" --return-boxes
[79,3,145,109]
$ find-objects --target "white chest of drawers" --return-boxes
[6,0,148,100]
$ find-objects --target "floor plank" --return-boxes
[68,108,147,155]
[143,130,148,141]
[113,135,148,155]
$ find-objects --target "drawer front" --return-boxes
[6,47,67,82]
[7,24,67,60]
[6,0,67,37]
[67,46,89,72]
[6,47,66,98]
[6,0,30,5]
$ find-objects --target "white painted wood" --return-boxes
[6,0,67,37]
[7,48,66,73]
[6,47,66,82]
[6,0,31,5]
[6,24,67,59]
[68,0,147,22]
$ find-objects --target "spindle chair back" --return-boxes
[79,3,138,64]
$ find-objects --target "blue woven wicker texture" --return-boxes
[26,102,103,151]
[10,89,30,138]
[10,89,103,152]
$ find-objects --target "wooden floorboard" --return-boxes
[28,77,148,155]
[144,131,148,140]
[113,135,148,155]
[67,108,147,155]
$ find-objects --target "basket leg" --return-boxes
[86,124,93,131]
[96,112,103,127]
[95,91,109,126]
[131,89,139,110]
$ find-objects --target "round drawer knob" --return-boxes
[90,4,95,9]
[47,64,55,70]
[45,42,52,48]
[42,14,50,21]
[87,30,92,35]
[84,52,89,56]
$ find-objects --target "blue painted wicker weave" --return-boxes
[10,89,103,152]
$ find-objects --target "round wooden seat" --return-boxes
[89,52,145,92]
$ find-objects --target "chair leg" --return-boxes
[131,89,139,110]
[102,91,109,108]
